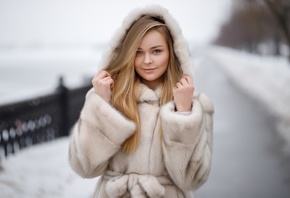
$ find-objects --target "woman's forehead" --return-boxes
[138,30,167,49]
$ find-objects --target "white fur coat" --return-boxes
[69,5,214,198]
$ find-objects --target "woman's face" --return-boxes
[134,29,169,89]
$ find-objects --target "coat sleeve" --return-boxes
[160,93,214,191]
[68,88,136,178]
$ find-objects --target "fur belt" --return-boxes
[104,170,173,198]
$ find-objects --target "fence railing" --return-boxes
[0,78,91,161]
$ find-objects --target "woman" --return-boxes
[69,5,214,198]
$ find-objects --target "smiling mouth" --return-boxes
[143,68,156,73]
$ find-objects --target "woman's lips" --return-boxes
[143,68,156,73]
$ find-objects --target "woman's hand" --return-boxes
[92,70,114,103]
[173,76,194,112]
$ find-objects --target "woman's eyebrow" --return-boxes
[137,45,164,50]
[151,45,164,49]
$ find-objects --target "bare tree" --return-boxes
[214,0,290,61]
[264,0,290,60]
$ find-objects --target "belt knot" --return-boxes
[104,170,172,198]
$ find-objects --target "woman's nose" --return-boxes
[144,54,152,64]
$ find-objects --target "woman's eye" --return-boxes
[136,50,143,55]
[153,49,161,54]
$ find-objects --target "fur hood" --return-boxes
[99,5,193,77]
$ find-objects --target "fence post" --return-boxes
[57,76,69,137]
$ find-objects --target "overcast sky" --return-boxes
[0,0,232,47]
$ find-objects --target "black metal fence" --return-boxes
[0,78,91,161]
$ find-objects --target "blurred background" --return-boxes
[215,0,290,58]
[0,0,290,197]
[0,0,231,103]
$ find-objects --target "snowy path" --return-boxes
[194,55,290,198]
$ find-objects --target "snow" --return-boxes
[0,137,97,198]
[208,46,290,152]
[0,46,290,197]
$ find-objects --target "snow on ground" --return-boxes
[0,137,97,198]
[209,46,290,153]
[0,46,290,197]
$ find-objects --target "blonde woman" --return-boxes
[69,5,214,198]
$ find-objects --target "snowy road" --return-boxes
[0,48,290,197]
[194,56,290,198]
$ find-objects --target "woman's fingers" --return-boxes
[93,70,110,82]
[91,70,114,103]
[173,76,194,111]
[92,70,113,87]
[103,76,114,89]
[176,76,194,89]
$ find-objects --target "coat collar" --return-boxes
[138,83,161,104]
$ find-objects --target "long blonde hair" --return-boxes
[106,15,183,153]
